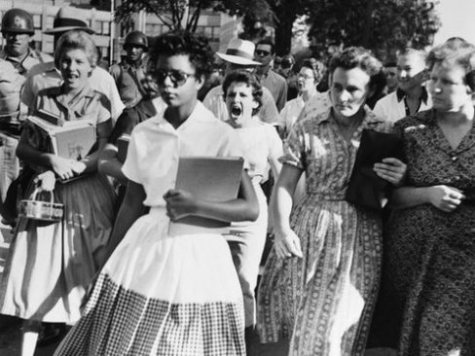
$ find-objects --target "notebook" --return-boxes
[168,156,244,234]
[345,129,404,210]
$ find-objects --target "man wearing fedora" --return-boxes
[0,8,52,75]
[203,38,280,124]
[110,30,149,108]
[21,7,124,122]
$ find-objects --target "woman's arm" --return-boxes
[270,164,304,258]
[164,170,259,223]
[97,143,127,182]
[105,180,146,259]
[390,185,464,212]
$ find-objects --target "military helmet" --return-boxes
[124,31,148,50]
[1,8,35,35]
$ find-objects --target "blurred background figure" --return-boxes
[110,30,149,108]
[383,61,398,94]
[254,38,288,111]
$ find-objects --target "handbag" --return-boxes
[345,129,404,210]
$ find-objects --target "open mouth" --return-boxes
[231,105,242,117]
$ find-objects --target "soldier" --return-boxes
[0,9,51,222]
[1,8,52,75]
[110,30,149,108]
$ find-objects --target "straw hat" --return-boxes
[216,38,261,66]
[43,7,95,35]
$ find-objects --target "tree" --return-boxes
[115,0,219,32]
[306,0,441,61]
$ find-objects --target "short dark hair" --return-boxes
[222,70,263,116]
[148,31,214,79]
[256,38,275,54]
[427,41,475,90]
[329,46,382,89]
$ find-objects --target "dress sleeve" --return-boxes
[267,125,284,163]
[280,122,306,169]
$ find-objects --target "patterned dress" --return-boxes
[257,108,391,355]
[0,85,116,323]
[386,110,475,355]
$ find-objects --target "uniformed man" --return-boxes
[109,30,149,108]
[1,8,52,75]
[0,9,51,217]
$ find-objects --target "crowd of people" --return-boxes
[0,5,474,356]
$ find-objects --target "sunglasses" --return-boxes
[255,50,271,57]
[150,69,195,87]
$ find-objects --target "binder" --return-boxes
[168,156,244,234]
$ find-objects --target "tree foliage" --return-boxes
[306,0,440,61]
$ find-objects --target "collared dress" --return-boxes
[0,85,116,324]
[54,102,246,355]
[224,120,283,327]
[384,110,475,355]
[257,107,392,355]
[22,62,125,122]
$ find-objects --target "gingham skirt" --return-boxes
[54,208,245,355]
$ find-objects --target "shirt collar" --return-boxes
[315,105,385,128]
[151,101,210,129]
[396,87,429,104]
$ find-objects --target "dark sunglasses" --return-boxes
[281,61,293,69]
[255,49,271,57]
[150,69,194,87]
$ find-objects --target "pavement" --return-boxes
[0,223,396,356]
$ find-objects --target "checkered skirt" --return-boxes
[54,208,245,355]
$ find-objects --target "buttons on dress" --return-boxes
[451,156,458,162]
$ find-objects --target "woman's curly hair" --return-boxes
[148,31,214,80]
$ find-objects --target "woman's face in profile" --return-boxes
[59,48,93,91]
[297,67,316,93]
[329,67,370,119]
[428,62,471,112]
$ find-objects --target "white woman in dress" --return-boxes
[54,31,259,355]
[257,47,406,355]
[222,70,283,348]
[0,31,115,356]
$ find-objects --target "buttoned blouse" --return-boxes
[373,90,432,124]
[394,109,475,190]
[282,107,392,200]
[122,101,245,207]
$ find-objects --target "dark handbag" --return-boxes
[345,129,404,210]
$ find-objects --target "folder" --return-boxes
[168,156,244,234]
[345,129,404,210]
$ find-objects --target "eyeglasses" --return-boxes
[150,69,195,87]
[255,50,271,57]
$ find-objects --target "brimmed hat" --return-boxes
[43,7,95,35]
[216,38,261,66]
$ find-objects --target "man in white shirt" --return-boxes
[203,38,280,125]
[373,48,432,123]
